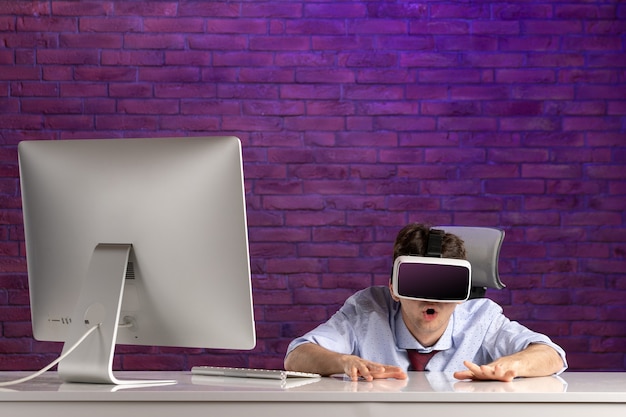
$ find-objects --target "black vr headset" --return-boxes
[391,228,472,302]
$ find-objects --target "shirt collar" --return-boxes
[394,308,455,352]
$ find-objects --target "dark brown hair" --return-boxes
[393,223,466,260]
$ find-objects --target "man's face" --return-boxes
[390,283,459,347]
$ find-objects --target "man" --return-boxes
[284,223,567,382]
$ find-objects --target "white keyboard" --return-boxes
[191,366,321,380]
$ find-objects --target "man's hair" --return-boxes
[393,223,466,260]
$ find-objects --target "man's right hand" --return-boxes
[285,343,407,381]
[339,354,407,381]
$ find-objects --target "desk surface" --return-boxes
[2,371,625,417]
[1,371,625,402]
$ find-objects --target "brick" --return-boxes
[436,35,498,51]
[74,66,137,82]
[284,116,344,131]
[528,53,585,67]
[438,117,498,131]
[117,99,179,115]
[304,3,367,19]
[587,52,626,68]
[563,116,622,131]
[497,69,556,84]
[312,35,375,50]
[78,16,142,33]
[143,18,204,33]
[44,115,94,130]
[240,68,295,84]
[249,36,310,52]
[344,85,404,100]
[59,83,106,97]
[159,115,219,131]
[572,321,625,337]
[178,1,239,17]
[275,52,335,67]
[485,179,546,195]
[95,115,158,130]
[585,259,626,275]
[564,35,623,51]
[448,85,508,100]
[512,85,575,100]
[306,100,354,116]
[124,33,185,50]
[285,20,347,36]
[350,164,396,179]
[22,98,82,114]
[16,16,76,32]
[586,20,626,35]
[463,53,526,68]
[0,66,39,81]
[51,1,114,16]
[512,290,571,305]
[521,163,582,178]
[368,2,428,19]
[335,132,397,147]
[292,288,353,306]
[555,4,613,19]
[299,243,360,258]
[591,337,626,354]
[473,21,521,35]
[100,50,163,66]
[165,51,212,66]
[546,180,602,195]
[60,33,123,49]
[301,179,363,195]
[339,52,397,68]
[139,67,200,82]
[218,84,279,99]
[0,114,42,130]
[586,165,625,180]
[420,69,483,83]
[241,3,302,18]
[296,68,356,83]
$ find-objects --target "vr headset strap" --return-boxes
[425,229,444,258]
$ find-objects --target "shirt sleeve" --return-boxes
[481,303,568,374]
[285,304,359,358]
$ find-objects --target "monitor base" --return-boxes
[57,244,173,385]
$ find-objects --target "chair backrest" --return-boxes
[436,226,506,298]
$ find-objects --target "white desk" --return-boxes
[1,371,625,417]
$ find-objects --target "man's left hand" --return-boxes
[453,360,517,382]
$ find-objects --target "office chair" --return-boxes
[436,226,506,299]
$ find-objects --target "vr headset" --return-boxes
[391,229,471,302]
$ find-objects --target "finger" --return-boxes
[356,363,375,381]
[359,361,390,381]
[453,370,474,380]
[346,365,360,381]
[384,365,408,380]
[461,362,496,380]
[480,364,495,373]
[371,366,408,380]
[463,361,482,374]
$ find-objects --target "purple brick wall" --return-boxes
[0,1,625,372]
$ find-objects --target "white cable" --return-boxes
[0,323,100,387]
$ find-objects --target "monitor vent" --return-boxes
[125,262,135,280]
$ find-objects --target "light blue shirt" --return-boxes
[286,286,567,374]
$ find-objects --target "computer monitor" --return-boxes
[18,136,256,385]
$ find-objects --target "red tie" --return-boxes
[407,350,438,371]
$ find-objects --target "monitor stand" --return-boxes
[57,244,175,385]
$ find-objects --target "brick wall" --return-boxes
[0,1,625,372]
